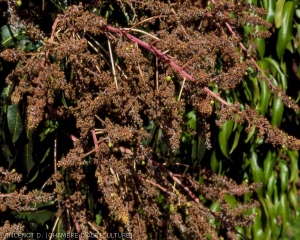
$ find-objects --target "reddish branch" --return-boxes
[105,26,194,81]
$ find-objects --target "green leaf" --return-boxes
[287,150,299,183]
[1,143,14,168]
[271,97,284,127]
[254,37,265,59]
[57,219,67,239]
[1,25,27,47]
[280,194,289,236]
[40,148,50,164]
[196,135,206,163]
[186,110,196,130]
[252,208,265,240]
[210,201,220,212]
[264,57,287,90]
[7,104,24,143]
[276,1,295,59]
[257,60,271,116]
[289,184,299,220]
[218,120,233,160]
[13,210,54,224]
[229,125,242,154]
[279,160,289,194]
[259,79,271,116]
[250,151,264,196]
[267,173,276,198]
[266,0,276,22]
[249,76,260,108]
[264,198,278,234]
[224,194,236,208]
[263,150,274,183]
[28,169,39,183]
[275,0,286,28]
[245,125,256,143]
[96,213,102,225]
[23,124,34,176]
[210,150,218,173]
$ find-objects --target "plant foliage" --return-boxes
[0,0,299,239]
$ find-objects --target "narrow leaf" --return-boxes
[218,120,233,160]
[276,1,295,59]
[7,104,23,143]
[13,210,54,224]
[23,123,34,176]
[275,0,286,28]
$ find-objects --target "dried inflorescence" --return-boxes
[0,0,299,239]
[0,187,54,212]
[0,168,22,184]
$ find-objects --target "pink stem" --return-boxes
[105,26,194,81]
[91,129,99,150]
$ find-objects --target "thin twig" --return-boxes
[156,57,159,91]
[88,221,101,235]
[48,217,60,240]
[123,28,160,40]
[145,179,175,196]
[95,115,106,125]
[107,39,118,89]
[178,77,186,101]
[130,15,170,29]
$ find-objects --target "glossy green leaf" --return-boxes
[210,201,220,212]
[289,184,299,220]
[271,97,284,128]
[257,60,271,115]
[259,79,271,116]
[264,57,287,90]
[245,125,256,143]
[229,125,242,154]
[263,150,274,183]
[252,208,265,240]
[257,196,271,238]
[276,1,295,59]
[264,198,279,234]
[236,226,245,240]
[254,32,265,58]
[218,120,233,160]
[7,104,24,143]
[275,0,286,28]
[249,76,260,108]
[266,0,276,22]
[250,151,264,196]
[280,194,289,236]
[285,39,293,53]
[279,160,289,194]
[267,173,276,198]
[243,80,252,102]
[287,150,299,183]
